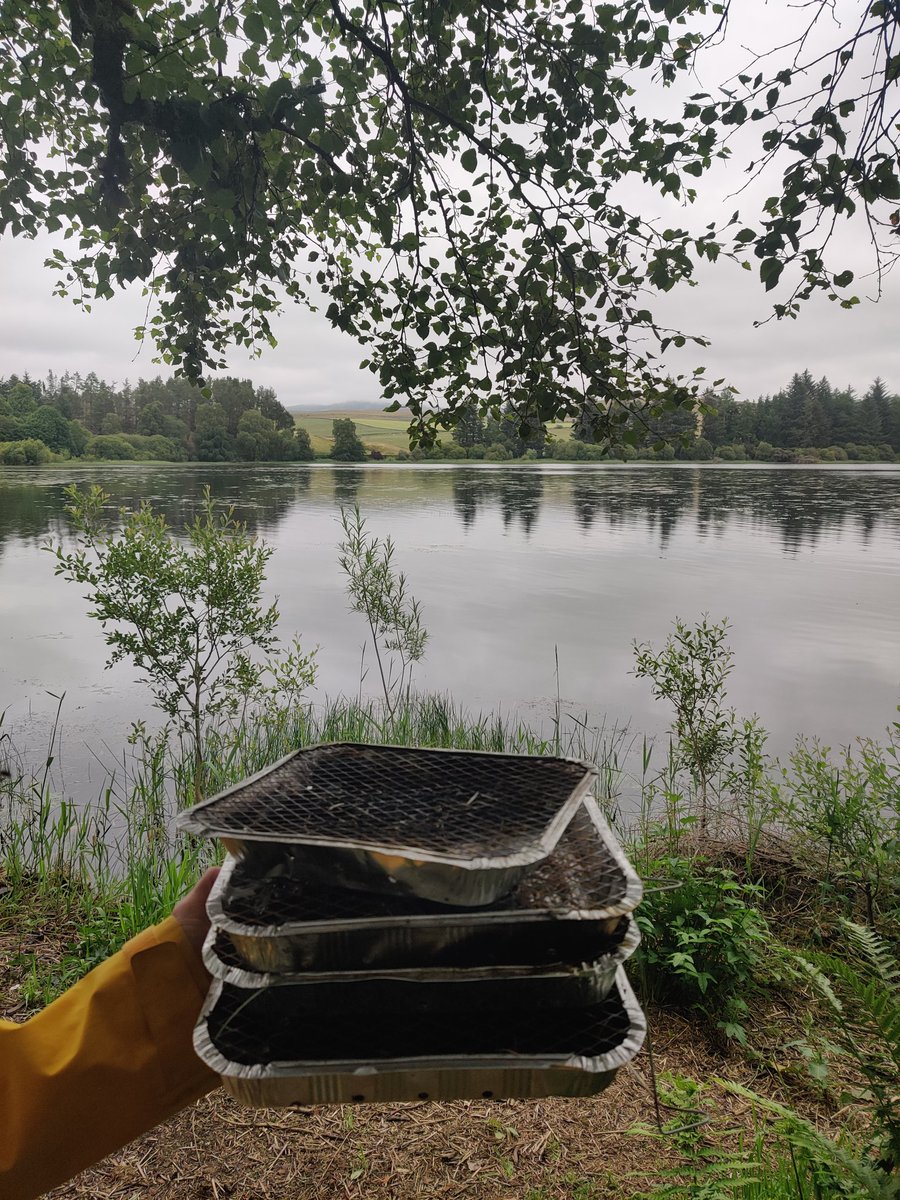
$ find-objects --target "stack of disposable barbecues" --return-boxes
[178,743,645,1106]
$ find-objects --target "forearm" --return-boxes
[0,916,218,1200]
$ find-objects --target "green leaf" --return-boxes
[460,148,477,173]
[760,258,783,290]
[243,13,266,43]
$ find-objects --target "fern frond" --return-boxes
[718,1081,898,1200]
[842,921,900,994]
[794,952,845,1015]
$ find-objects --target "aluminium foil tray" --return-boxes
[202,918,640,1009]
[206,799,642,974]
[178,742,597,906]
[193,968,646,1106]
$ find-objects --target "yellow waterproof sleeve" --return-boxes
[0,916,218,1200]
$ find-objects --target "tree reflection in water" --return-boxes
[2,463,900,563]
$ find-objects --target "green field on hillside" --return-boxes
[294,410,416,454]
[294,409,572,455]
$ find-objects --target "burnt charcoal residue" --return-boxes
[207,982,632,1066]
[223,866,450,924]
[223,805,624,927]
[187,744,591,856]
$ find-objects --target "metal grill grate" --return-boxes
[178,743,594,860]
[202,975,636,1067]
[217,801,631,926]
[205,801,642,973]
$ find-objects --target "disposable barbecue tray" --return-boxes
[202,919,641,1009]
[206,799,642,974]
[193,968,646,1105]
[177,742,597,906]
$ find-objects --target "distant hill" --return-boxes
[292,408,415,454]
[286,400,409,415]
[292,407,572,455]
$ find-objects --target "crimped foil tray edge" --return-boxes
[206,797,642,940]
[202,915,641,989]
[177,741,598,871]
[192,968,646,1096]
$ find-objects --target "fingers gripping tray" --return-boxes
[177,742,597,906]
[193,968,646,1106]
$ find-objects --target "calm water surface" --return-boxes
[1,463,898,799]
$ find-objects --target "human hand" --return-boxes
[172,866,221,963]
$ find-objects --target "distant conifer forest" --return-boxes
[0,369,898,464]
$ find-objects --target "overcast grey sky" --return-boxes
[1,1,897,406]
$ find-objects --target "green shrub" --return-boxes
[635,857,770,1041]
[775,734,900,932]
[0,440,26,464]
[87,434,137,460]
[0,437,51,464]
[123,433,185,461]
[49,485,317,805]
[633,616,738,827]
[715,443,747,462]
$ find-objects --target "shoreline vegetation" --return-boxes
[1,493,897,1199]
[2,369,900,468]
[2,688,898,1199]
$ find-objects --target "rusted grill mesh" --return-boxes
[184,743,592,857]
[221,803,626,926]
[206,979,633,1066]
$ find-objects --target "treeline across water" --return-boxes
[563,371,900,464]
[0,368,898,464]
[692,372,900,462]
[0,372,314,464]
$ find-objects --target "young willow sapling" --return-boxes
[49,485,316,805]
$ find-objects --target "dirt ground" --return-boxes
[45,1010,751,1200]
[0,892,824,1200]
